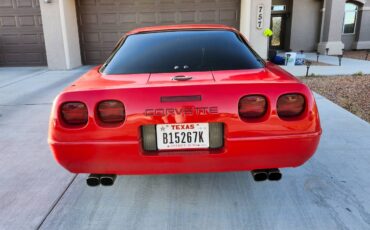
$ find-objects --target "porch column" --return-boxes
[39,0,82,70]
[240,0,272,59]
[352,5,370,49]
[317,0,346,55]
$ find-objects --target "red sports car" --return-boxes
[48,24,322,186]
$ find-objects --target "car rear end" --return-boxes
[48,26,321,178]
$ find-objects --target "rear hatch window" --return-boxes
[102,30,264,75]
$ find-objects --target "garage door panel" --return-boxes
[1,33,43,45]
[0,0,13,8]
[0,0,46,66]
[18,15,38,26]
[1,52,45,66]
[119,13,137,24]
[77,0,240,64]
[16,0,34,8]
[220,9,238,21]
[100,13,119,25]
[79,14,99,25]
[81,32,122,44]
[158,12,177,24]
[1,44,45,50]
[101,32,121,43]
[4,53,44,63]
[199,10,218,22]
[82,49,114,64]
[1,16,17,26]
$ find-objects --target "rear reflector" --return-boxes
[97,100,125,124]
[142,125,157,151]
[209,123,224,149]
[239,95,267,119]
[277,94,305,118]
[60,102,88,126]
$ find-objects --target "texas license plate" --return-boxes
[156,123,209,150]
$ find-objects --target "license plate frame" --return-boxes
[156,123,209,150]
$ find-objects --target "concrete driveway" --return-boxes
[0,67,369,230]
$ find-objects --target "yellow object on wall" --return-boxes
[263,29,273,37]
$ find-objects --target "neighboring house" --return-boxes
[0,0,369,69]
[270,0,370,55]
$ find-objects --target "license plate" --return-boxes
[156,123,209,150]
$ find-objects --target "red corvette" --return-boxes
[48,24,322,186]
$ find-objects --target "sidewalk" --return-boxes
[281,53,370,76]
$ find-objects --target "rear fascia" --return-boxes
[48,79,321,174]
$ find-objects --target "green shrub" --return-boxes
[352,71,364,76]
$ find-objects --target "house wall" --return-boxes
[317,0,346,55]
[39,0,81,70]
[244,0,272,59]
[38,0,272,69]
[342,1,370,50]
[342,34,356,50]
[31,0,370,69]
[289,0,322,51]
[353,1,370,49]
[358,7,370,41]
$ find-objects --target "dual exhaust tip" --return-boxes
[86,174,117,187]
[251,169,282,182]
[87,170,280,186]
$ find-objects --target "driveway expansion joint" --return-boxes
[35,174,78,230]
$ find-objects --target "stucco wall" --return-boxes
[358,3,370,41]
[240,0,271,59]
[342,34,356,50]
[352,1,370,49]
[39,0,81,70]
[289,0,322,51]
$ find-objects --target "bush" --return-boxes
[352,71,364,76]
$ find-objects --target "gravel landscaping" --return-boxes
[310,61,333,66]
[302,74,370,122]
[343,50,369,61]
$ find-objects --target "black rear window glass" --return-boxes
[102,30,263,74]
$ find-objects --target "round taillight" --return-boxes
[60,102,88,126]
[239,95,267,119]
[277,93,305,118]
[97,100,125,124]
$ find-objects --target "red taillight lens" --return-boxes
[61,102,88,126]
[239,95,267,119]
[97,100,125,123]
[277,94,305,118]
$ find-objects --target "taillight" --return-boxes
[97,100,125,123]
[60,102,88,126]
[277,94,305,118]
[239,95,267,119]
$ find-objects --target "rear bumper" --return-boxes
[49,131,321,175]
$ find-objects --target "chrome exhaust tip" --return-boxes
[86,174,101,187]
[100,174,117,186]
[251,170,268,182]
[267,169,282,181]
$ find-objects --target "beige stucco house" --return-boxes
[0,0,369,69]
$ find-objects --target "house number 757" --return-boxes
[256,4,264,30]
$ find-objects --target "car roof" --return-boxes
[125,24,238,35]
